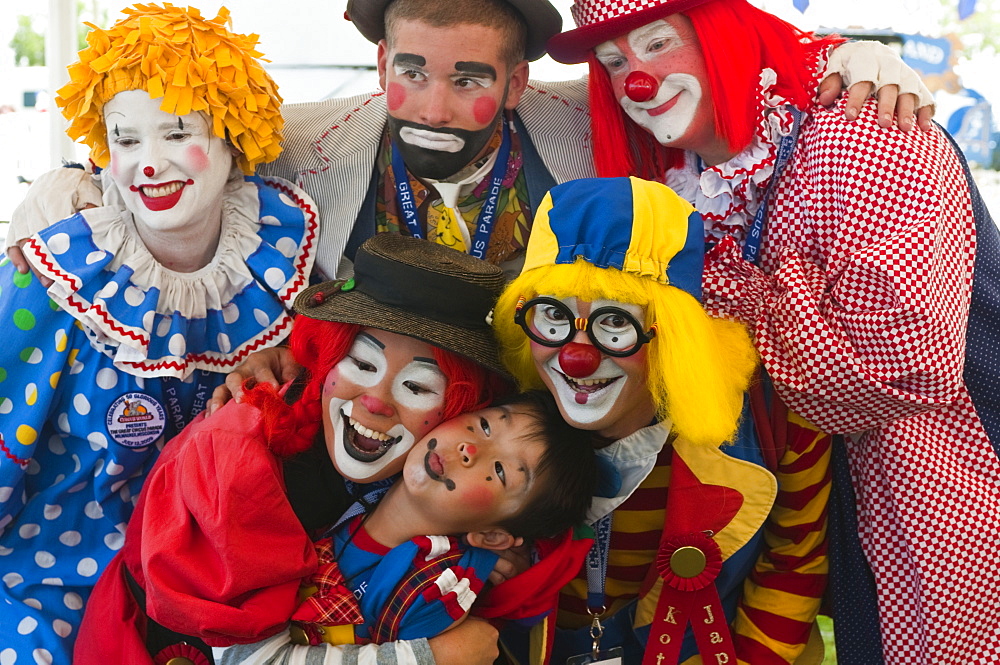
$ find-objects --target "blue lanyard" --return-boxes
[742,107,805,265]
[162,370,214,439]
[390,120,512,260]
[585,513,614,611]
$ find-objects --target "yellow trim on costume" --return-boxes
[529,615,550,665]
[632,437,776,628]
[674,436,777,560]
[289,623,357,646]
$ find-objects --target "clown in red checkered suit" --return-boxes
[548,1,1000,664]
[549,0,1000,665]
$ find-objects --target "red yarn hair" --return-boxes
[243,317,507,457]
[587,0,844,178]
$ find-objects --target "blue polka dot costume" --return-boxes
[0,173,317,662]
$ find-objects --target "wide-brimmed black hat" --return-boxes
[295,234,508,376]
[345,0,562,62]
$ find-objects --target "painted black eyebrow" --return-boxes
[455,62,497,79]
[412,356,439,365]
[356,332,385,349]
[394,53,426,67]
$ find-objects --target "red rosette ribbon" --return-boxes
[153,642,211,665]
[641,532,737,665]
[655,532,723,592]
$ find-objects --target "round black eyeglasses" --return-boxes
[513,296,656,358]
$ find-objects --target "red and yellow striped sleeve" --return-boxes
[734,411,831,664]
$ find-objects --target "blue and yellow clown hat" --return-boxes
[522,176,704,299]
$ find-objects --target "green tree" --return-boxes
[9,3,111,67]
[9,15,45,66]
[939,0,1000,56]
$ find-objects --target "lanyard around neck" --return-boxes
[390,120,512,260]
[162,370,215,439]
[742,106,805,265]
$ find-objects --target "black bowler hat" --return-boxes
[345,0,563,61]
[294,234,508,376]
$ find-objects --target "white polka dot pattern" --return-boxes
[0,177,317,660]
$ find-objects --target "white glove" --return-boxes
[6,166,104,250]
[825,40,934,111]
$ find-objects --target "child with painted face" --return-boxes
[492,177,831,665]
[217,389,595,658]
[73,233,512,664]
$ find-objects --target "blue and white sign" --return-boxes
[900,34,952,76]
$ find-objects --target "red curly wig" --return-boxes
[243,316,508,457]
[588,0,844,179]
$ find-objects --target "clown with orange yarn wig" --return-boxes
[493,177,831,664]
[549,1,1000,663]
[0,4,318,662]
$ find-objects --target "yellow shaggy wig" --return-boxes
[493,259,759,448]
[55,3,283,174]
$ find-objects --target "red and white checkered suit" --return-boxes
[697,84,1000,663]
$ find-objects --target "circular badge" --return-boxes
[106,392,166,448]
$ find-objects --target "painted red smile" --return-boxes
[130,179,194,211]
[647,92,682,117]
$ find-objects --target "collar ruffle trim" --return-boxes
[23,174,318,379]
[665,66,810,245]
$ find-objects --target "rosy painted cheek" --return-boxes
[460,486,495,510]
[386,82,406,113]
[184,145,210,172]
[472,96,498,126]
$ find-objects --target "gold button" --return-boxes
[669,546,707,578]
[164,658,196,665]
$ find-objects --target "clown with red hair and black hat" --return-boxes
[550,1,1000,664]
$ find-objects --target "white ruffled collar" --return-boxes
[26,171,318,378]
[665,67,804,245]
[95,169,267,313]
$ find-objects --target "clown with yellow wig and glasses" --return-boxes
[0,4,317,660]
[493,177,831,665]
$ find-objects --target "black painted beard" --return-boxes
[387,117,499,181]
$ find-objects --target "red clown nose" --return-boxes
[624,71,659,103]
[559,342,602,378]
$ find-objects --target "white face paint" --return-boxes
[321,330,448,483]
[596,19,705,146]
[530,298,655,439]
[104,90,233,235]
[398,126,466,153]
